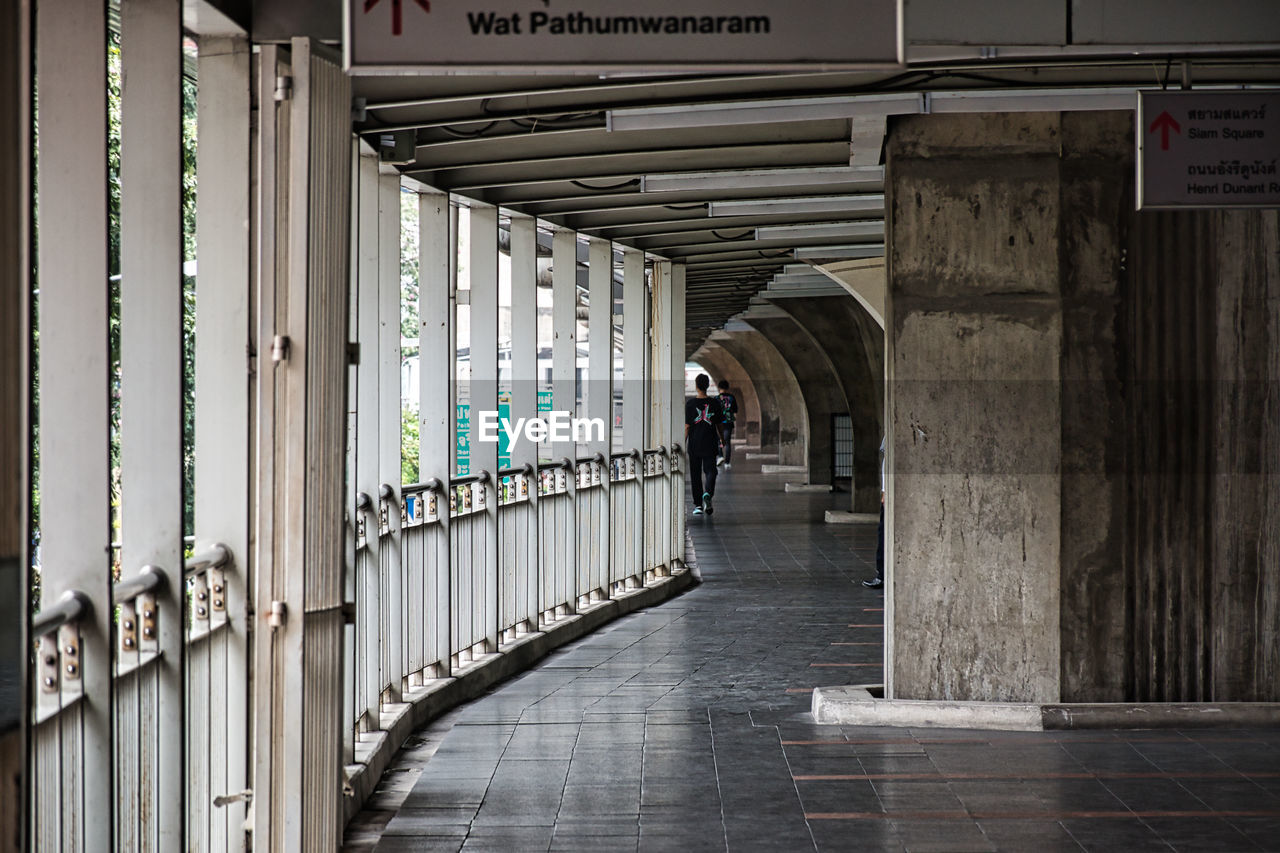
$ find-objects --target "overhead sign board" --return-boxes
[1138,90,1280,210]
[346,0,902,73]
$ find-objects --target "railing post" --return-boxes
[588,237,614,599]
[622,250,647,588]
[119,0,185,847]
[649,261,674,573]
[0,0,31,843]
[34,1,113,847]
[354,145,383,724]
[552,229,579,614]
[509,214,540,626]
[418,187,452,675]
[670,262,688,570]
[471,204,500,650]
[194,34,252,851]
[377,165,404,701]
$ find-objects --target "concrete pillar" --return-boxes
[885,110,1280,704]
[712,330,808,464]
[747,313,848,484]
[770,296,884,511]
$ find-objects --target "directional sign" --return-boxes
[346,0,902,73]
[1138,90,1280,209]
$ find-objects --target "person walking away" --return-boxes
[716,379,738,467]
[685,373,725,515]
[862,435,886,589]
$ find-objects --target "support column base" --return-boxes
[812,686,1280,731]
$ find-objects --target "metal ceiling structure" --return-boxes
[351,52,1280,353]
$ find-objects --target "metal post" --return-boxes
[649,260,673,572]
[35,1,112,846]
[470,204,499,649]
[588,238,613,598]
[119,0,184,847]
[355,146,382,721]
[377,166,403,701]
[622,249,646,587]
[194,36,251,851]
[250,41,283,846]
[551,228,578,612]
[276,38,351,850]
[417,187,451,676]
[0,0,30,845]
[670,263,687,570]
[509,214,539,623]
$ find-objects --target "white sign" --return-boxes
[346,0,902,73]
[1138,90,1280,209]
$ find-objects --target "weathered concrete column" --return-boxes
[712,329,808,465]
[886,113,1073,703]
[747,312,848,483]
[886,110,1280,704]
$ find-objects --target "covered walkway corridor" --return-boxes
[348,468,1280,853]
[5,1,1280,851]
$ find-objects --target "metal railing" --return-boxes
[31,542,238,852]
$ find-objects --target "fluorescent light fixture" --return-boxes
[794,244,886,260]
[926,87,1140,114]
[609,93,923,132]
[641,166,882,194]
[755,220,885,241]
[708,194,885,217]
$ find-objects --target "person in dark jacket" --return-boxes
[685,373,724,515]
[716,379,738,467]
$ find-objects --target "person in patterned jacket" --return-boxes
[684,373,725,516]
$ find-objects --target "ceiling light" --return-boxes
[709,194,884,217]
[755,221,885,241]
[641,166,882,194]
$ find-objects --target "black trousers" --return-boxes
[719,425,734,462]
[689,453,718,504]
[875,503,885,580]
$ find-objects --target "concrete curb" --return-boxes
[812,686,1280,731]
[744,452,778,461]
[344,568,699,823]
[824,510,879,523]
[785,482,833,493]
[760,464,807,475]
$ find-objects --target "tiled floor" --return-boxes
[345,462,1280,852]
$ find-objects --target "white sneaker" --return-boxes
[716,456,725,466]
[692,505,704,515]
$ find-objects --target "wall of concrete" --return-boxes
[712,330,808,466]
[748,315,849,484]
[774,296,885,511]
[886,110,1280,703]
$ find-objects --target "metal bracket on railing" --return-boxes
[214,789,253,808]
[268,601,287,629]
[378,484,394,534]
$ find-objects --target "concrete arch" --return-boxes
[771,295,885,512]
[711,329,807,467]
[746,312,850,484]
[692,343,763,450]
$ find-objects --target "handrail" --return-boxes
[113,565,168,603]
[498,462,535,477]
[610,448,642,460]
[402,477,444,494]
[671,442,682,454]
[643,446,668,455]
[536,459,572,471]
[450,469,491,486]
[575,453,607,465]
[185,544,230,580]
[31,590,92,637]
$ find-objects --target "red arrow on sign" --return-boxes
[364,0,431,36]
[1148,110,1182,151]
